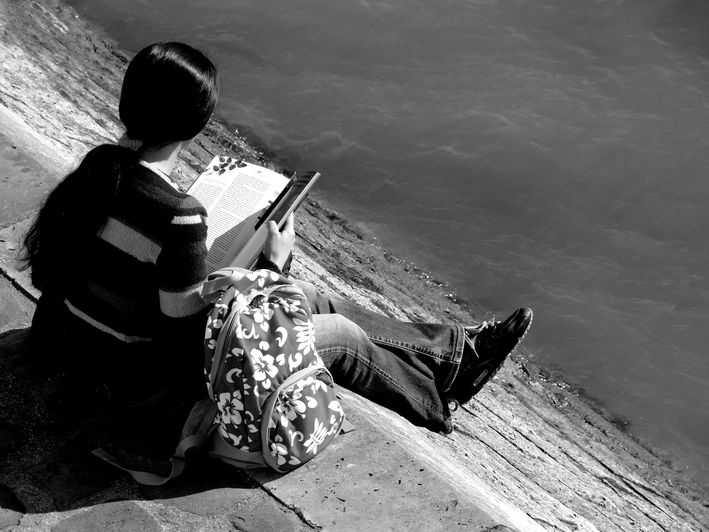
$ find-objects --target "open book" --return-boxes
[187,155,320,272]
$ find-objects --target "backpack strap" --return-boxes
[91,434,205,486]
[202,267,250,303]
[91,398,218,486]
[335,392,355,433]
[207,297,242,386]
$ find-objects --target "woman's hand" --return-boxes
[263,214,295,270]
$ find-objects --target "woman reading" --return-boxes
[23,42,532,436]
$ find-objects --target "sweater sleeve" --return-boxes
[253,251,290,275]
[156,194,209,318]
[154,195,210,400]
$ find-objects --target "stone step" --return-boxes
[0,215,526,530]
[0,218,38,303]
[0,276,34,335]
[0,105,70,229]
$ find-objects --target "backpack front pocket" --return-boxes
[261,366,345,472]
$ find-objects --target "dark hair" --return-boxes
[23,42,218,293]
[22,145,134,292]
[120,42,219,147]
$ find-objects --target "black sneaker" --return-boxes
[447,307,533,405]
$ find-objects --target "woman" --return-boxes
[24,42,531,435]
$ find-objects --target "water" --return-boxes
[68,0,709,484]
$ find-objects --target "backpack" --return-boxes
[202,267,346,472]
[93,267,347,484]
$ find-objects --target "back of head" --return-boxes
[119,42,219,148]
[24,43,218,294]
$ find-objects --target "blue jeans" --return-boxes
[295,280,466,433]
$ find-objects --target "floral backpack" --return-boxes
[92,268,347,484]
[200,267,346,472]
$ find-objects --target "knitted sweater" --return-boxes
[33,162,210,404]
[63,163,209,340]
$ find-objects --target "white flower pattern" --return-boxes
[293,317,316,355]
[217,391,244,426]
[250,348,278,389]
[278,388,307,426]
[279,297,304,315]
[205,268,344,472]
[251,304,274,332]
[304,418,328,455]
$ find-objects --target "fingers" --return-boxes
[282,213,295,235]
[263,215,295,270]
[267,215,294,235]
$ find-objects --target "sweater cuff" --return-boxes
[254,252,293,276]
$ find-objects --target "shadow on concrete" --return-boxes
[0,327,267,516]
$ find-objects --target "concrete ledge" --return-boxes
[0,106,71,228]
[0,217,511,531]
[253,388,537,531]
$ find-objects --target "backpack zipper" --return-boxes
[209,298,242,390]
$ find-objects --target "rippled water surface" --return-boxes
[68,0,709,483]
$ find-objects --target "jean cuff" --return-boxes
[439,324,466,394]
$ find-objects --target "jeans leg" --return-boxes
[296,280,465,432]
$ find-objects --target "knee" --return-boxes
[312,314,366,352]
[293,279,321,308]
[293,278,316,295]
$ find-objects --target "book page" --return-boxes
[229,171,321,269]
[188,156,289,272]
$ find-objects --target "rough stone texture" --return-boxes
[156,487,260,518]
[228,497,307,532]
[0,128,57,227]
[0,277,34,335]
[29,454,122,510]
[0,0,708,531]
[0,221,40,303]
[143,461,290,523]
[51,501,161,532]
[0,508,22,531]
[252,389,526,531]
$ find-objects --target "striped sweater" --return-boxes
[33,161,210,403]
[64,163,209,341]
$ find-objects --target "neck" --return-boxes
[139,141,185,177]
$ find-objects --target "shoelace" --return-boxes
[450,319,501,412]
[465,318,500,359]
[448,311,531,419]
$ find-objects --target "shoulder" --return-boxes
[120,165,207,218]
[109,164,207,246]
[172,193,207,217]
[169,194,208,230]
